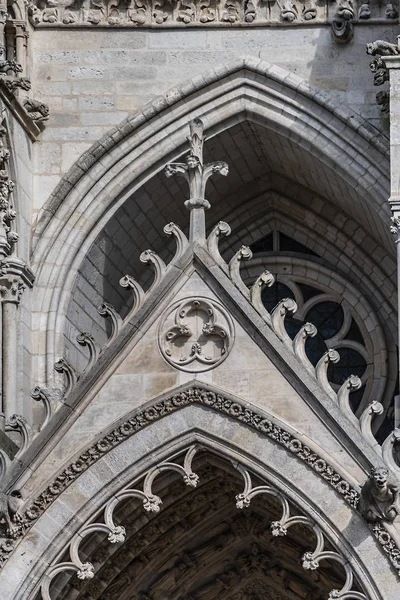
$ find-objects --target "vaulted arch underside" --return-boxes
[29,59,395,427]
[60,130,396,424]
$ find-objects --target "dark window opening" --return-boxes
[345,318,365,345]
[279,232,320,256]
[250,233,273,254]
[261,281,295,313]
[297,282,322,303]
[305,302,344,340]
[327,348,367,385]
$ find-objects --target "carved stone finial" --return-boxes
[165,118,228,241]
[359,467,400,523]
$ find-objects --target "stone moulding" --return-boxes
[39,447,368,600]
[27,0,399,28]
[3,385,400,577]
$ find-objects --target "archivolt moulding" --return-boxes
[2,395,399,599]
[39,445,367,600]
[5,385,400,582]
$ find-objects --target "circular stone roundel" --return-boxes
[158,296,235,373]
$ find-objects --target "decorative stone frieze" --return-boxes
[6,386,361,538]
[158,297,235,372]
[332,0,355,43]
[372,522,400,571]
[2,76,31,92]
[25,0,399,31]
[2,388,400,577]
[0,125,16,260]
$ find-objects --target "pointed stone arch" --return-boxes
[30,55,391,385]
[1,386,398,600]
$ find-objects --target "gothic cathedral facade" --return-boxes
[0,2,399,599]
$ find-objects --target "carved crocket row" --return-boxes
[359,467,400,523]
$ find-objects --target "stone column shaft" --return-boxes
[0,271,29,420]
[15,25,25,74]
[0,4,7,63]
[384,57,400,382]
[2,299,17,417]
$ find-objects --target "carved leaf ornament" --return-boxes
[159,297,235,372]
[2,386,400,579]
[26,0,399,30]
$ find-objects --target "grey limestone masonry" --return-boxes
[32,25,393,220]
[4,14,400,597]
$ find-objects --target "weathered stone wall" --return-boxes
[31,24,395,221]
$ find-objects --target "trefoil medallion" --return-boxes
[158,297,234,372]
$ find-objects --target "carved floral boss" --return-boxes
[158,297,234,372]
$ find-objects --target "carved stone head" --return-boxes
[186,154,200,169]
[371,467,389,488]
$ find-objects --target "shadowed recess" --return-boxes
[38,452,362,600]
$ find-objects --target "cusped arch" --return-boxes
[30,56,392,384]
[2,396,398,600]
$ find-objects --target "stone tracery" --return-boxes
[36,447,368,600]
[158,297,235,372]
